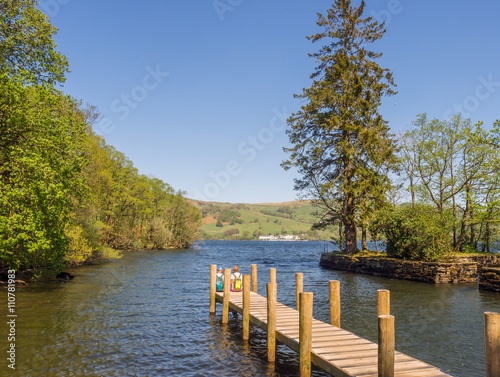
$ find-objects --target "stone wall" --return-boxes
[445,255,500,267]
[319,254,481,284]
[478,268,500,292]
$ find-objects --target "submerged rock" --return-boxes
[56,271,75,280]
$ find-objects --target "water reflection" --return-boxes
[0,241,498,376]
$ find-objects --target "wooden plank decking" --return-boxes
[215,291,452,377]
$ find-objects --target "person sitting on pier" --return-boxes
[230,265,242,292]
[216,266,224,292]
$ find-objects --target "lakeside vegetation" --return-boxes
[0,0,200,276]
[281,0,500,261]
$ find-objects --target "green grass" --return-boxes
[191,200,335,240]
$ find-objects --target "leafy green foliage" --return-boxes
[217,209,240,223]
[0,0,69,85]
[400,113,500,254]
[0,75,87,271]
[380,205,451,261]
[69,122,201,253]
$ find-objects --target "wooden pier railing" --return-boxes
[209,264,500,377]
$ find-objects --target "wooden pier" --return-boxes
[209,264,500,377]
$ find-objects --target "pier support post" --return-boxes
[296,273,303,310]
[251,264,258,293]
[300,292,313,377]
[267,282,277,363]
[270,268,276,284]
[378,314,395,377]
[243,275,250,341]
[222,268,231,324]
[377,289,390,317]
[485,311,500,377]
[329,280,340,327]
[210,264,216,314]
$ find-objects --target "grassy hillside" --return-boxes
[190,200,337,241]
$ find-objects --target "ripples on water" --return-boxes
[1,240,499,376]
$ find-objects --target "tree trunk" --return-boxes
[470,207,476,250]
[486,223,491,253]
[455,184,471,252]
[361,225,368,251]
[338,222,343,252]
[451,158,456,248]
[409,173,415,208]
[343,190,358,254]
[344,221,357,254]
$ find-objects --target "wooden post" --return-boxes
[485,311,500,377]
[251,264,258,293]
[377,289,390,317]
[222,268,231,324]
[378,315,395,377]
[267,282,277,363]
[210,264,217,314]
[270,268,276,284]
[296,273,303,310]
[300,292,313,377]
[243,275,250,341]
[329,280,340,327]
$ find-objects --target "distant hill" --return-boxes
[189,200,337,241]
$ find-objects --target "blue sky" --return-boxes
[42,0,500,203]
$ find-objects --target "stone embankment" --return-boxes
[320,253,500,291]
[478,267,500,292]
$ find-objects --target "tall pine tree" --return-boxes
[282,0,397,253]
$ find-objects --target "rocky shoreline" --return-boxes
[320,253,500,291]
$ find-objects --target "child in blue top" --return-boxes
[216,266,224,292]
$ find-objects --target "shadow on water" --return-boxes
[0,240,498,376]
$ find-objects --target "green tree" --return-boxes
[163,192,201,248]
[282,0,397,253]
[0,0,69,85]
[380,204,451,261]
[73,125,201,251]
[0,75,87,272]
[400,114,500,252]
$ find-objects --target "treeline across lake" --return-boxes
[0,1,200,276]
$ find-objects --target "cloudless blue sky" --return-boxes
[42,0,500,203]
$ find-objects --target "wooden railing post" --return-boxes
[222,268,231,324]
[210,264,217,314]
[243,275,250,341]
[296,273,303,310]
[378,314,395,377]
[251,264,258,293]
[485,311,500,377]
[267,282,277,363]
[329,280,340,327]
[270,268,276,284]
[377,289,390,317]
[300,292,313,377]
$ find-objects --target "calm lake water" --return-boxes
[1,240,499,377]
